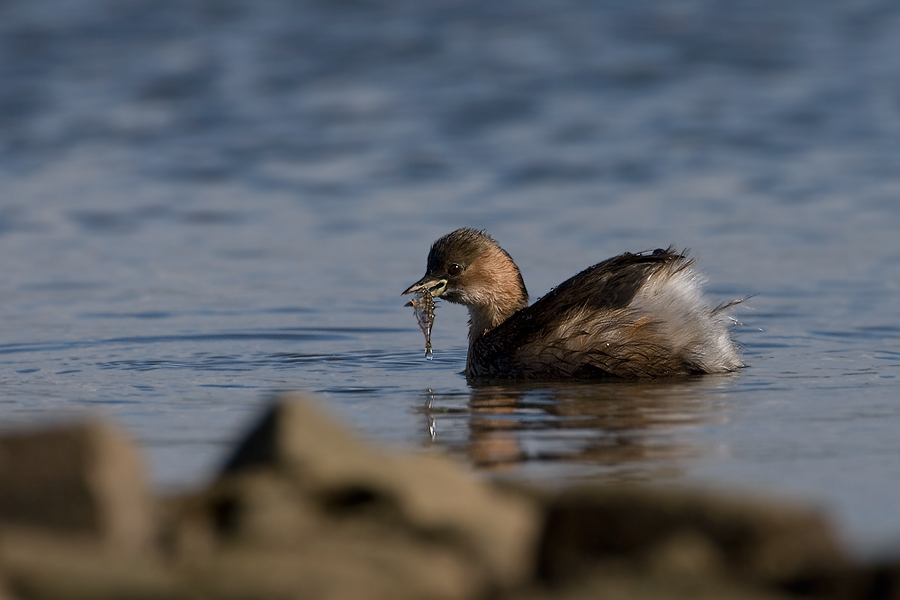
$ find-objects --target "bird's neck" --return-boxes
[460,245,529,347]
[466,287,528,345]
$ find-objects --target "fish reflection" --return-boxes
[419,376,738,479]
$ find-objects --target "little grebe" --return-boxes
[403,228,743,380]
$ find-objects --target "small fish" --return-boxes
[408,290,436,360]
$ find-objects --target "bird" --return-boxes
[402,228,743,380]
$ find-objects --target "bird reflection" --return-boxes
[419,375,738,480]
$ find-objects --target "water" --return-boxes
[2,0,900,558]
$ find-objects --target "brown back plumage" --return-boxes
[468,248,742,379]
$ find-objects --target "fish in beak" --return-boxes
[402,276,442,360]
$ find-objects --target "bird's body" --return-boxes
[403,228,743,380]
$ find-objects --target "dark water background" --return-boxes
[2,0,900,557]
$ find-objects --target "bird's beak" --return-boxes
[402,275,448,298]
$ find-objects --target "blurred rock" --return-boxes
[513,568,793,600]
[0,421,153,553]
[777,562,900,600]
[163,394,540,599]
[537,485,846,587]
[0,421,165,599]
[1,394,898,600]
[0,577,15,600]
[0,531,179,600]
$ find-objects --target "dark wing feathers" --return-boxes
[538,248,684,313]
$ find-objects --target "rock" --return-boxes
[163,394,541,599]
[172,525,489,600]
[1,393,895,600]
[0,576,16,600]
[0,421,163,599]
[777,561,900,600]
[0,531,179,600]
[0,421,154,553]
[509,568,793,600]
[536,485,847,587]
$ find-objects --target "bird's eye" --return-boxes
[447,263,463,277]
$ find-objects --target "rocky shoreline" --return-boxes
[0,393,897,600]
